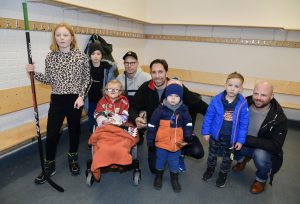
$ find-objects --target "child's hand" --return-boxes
[235,142,243,150]
[203,135,210,142]
[74,96,84,109]
[25,63,35,73]
[176,141,189,148]
[102,119,112,125]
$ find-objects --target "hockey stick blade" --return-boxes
[46,177,64,192]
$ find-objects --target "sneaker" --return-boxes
[202,167,214,181]
[34,160,56,184]
[68,152,80,175]
[216,172,227,188]
[178,155,186,173]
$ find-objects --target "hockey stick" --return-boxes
[124,71,128,97]
[22,0,64,192]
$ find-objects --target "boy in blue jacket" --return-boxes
[201,72,249,188]
[147,82,193,192]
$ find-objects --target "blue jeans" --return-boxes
[156,148,181,173]
[234,146,272,182]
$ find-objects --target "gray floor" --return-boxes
[0,115,300,204]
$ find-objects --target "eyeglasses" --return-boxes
[105,88,121,93]
[124,61,137,66]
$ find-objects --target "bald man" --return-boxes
[232,82,287,194]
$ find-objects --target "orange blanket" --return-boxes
[88,124,137,181]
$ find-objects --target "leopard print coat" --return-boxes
[34,49,90,97]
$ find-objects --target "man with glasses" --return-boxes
[117,51,151,102]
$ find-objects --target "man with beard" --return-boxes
[129,59,208,173]
[232,81,287,194]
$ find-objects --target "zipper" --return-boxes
[231,99,247,147]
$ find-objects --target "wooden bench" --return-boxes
[0,84,86,155]
[141,66,300,110]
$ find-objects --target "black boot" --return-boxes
[170,172,181,192]
[202,167,214,181]
[34,160,56,184]
[154,170,164,190]
[68,152,80,175]
[216,171,227,188]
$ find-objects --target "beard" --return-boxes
[154,79,166,88]
[253,99,270,109]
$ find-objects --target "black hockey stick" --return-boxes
[22,0,64,192]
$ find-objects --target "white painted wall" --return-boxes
[145,0,300,29]
[55,0,147,22]
[58,0,300,29]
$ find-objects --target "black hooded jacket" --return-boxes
[245,96,287,184]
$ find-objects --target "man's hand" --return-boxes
[203,135,210,142]
[135,117,147,128]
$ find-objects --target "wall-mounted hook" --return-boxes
[40,23,45,31]
[6,19,10,28]
[15,20,19,29]
[47,23,51,31]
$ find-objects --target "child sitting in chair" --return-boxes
[94,79,137,136]
[88,79,139,181]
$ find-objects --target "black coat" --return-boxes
[245,96,288,185]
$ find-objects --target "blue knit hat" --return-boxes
[165,83,183,100]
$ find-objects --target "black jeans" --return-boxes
[46,94,82,160]
[206,136,233,173]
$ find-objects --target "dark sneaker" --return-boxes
[34,160,56,184]
[216,172,227,188]
[68,152,80,175]
[202,167,214,181]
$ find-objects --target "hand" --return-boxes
[235,142,243,151]
[102,119,113,125]
[135,117,147,128]
[25,63,35,73]
[74,96,84,109]
[167,78,183,86]
[176,141,189,148]
[203,135,210,142]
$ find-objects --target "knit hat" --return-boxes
[165,83,183,100]
[88,42,104,57]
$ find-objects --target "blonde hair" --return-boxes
[104,79,124,94]
[226,72,244,84]
[50,23,78,52]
